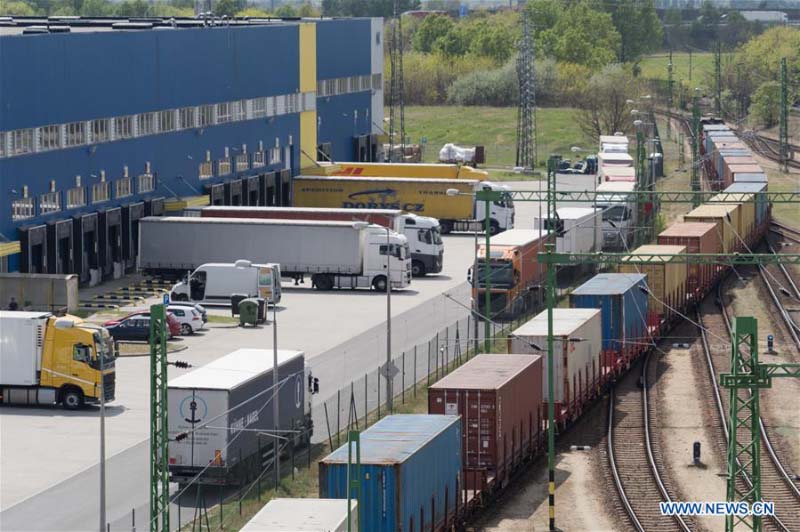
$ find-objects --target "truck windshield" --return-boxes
[493,192,514,209]
[418,228,443,246]
[475,260,515,288]
[431,227,443,245]
[380,244,407,260]
[602,205,629,222]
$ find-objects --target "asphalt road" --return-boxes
[0,176,598,530]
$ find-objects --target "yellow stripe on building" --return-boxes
[0,240,21,257]
[164,195,210,213]
[299,22,318,171]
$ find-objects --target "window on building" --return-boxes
[199,161,213,179]
[10,129,35,154]
[0,132,5,157]
[372,73,382,90]
[66,186,86,209]
[217,102,231,124]
[159,111,175,133]
[317,81,326,97]
[235,153,248,172]
[361,75,371,91]
[39,125,61,151]
[137,173,155,193]
[285,94,295,114]
[91,181,110,203]
[12,197,35,220]
[137,113,156,135]
[39,191,61,214]
[326,79,337,96]
[179,107,196,129]
[272,96,281,116]
[65,122,86,147]
[252,97,267,118]
[252,150,265,168]
[338,78,348,94]
[91,119,110,143]
[265,97,275,117]
[270,147,281,165]
[115,116,133,139]
[115,177,132,199]
[349,76,359,92]
[198,105,214,127]
[232,100,246,121]
[303,92,316,112]
[218,157,231,175]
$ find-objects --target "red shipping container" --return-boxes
[428,354,543,491]
[658,222,721,302]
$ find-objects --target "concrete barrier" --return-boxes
[0,273,79,313]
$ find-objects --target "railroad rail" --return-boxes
[696,281,800,531]
[607,351,694,532]
[769,221,800,244]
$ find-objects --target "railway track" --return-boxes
[769,220,800,244]
[696,281,800,532]
[607,351,695,532]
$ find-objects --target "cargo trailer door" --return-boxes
[168,388,229,470]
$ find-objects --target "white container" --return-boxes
[597,152,634,167]
[241,498,357,532]
[0,311,49,386]
[509,309,602,403]
[535,207,601,254]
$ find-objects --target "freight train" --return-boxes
[241,121,772,531]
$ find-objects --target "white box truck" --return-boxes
[241,498,357,532]
[168,348,310,486]
[595,182,638,251]
[138,217,411,291]
[169,262,281,307]
[187,206,444,277]
[534,207,602,255]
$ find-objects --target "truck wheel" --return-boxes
[439,221,453,234]
[372,276,388,292]
[411,260,426,277]
[489,220,501,235]
[61,388,84,410]
[315,274,334,291]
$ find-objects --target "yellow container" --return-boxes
[302,162,489,180]
[710,193,755,246]
[683,204,737,253]
[620,245,687,319]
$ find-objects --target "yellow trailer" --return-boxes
[292,176,514,234]
[304,162,489,181]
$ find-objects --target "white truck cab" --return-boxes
[594,182,637,251]
[398,213,444,276]
[360,227,412,291]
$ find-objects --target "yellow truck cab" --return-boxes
[0,311,115,409]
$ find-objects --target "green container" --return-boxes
[238,298,260,327]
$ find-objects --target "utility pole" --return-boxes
[516,10,537,170]
[149,304,169,532]
[689,48,693,82]
[715,41,722,117]
[634,123,646,246]
[477,189,502,352]
[779,57,789,173]
[387,0,405,162]
[691,88,701,206]
[667,49,674,141]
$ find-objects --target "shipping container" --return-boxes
[715,150,752,178]
[508,309,602,426]
[725,182,769,235]
[534,207,601,254]
[658,222,721,300]
[724,164,763,188]
[428,354,543,492]
[570,273,649,373]
[599,166,636,182]
[319,415,462,532]
[722,157,758,187]
[597,152,634,167]
[732,172,767,184]
[620,245,687,330]
[684,204,738,253]
[710,193,755,246]
[241,499,357,532]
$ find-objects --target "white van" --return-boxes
[170,262,282,306]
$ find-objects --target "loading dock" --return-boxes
[19,224,47,274]
[98,207,122,280]
[279,169,291,206]
[259,171,277,206]
[209,183,224,206]
[122,202,144,273]
[244,176,260,206]
[46,219,74,275]
[224,179,243,206]
[72,212,99,285]
[144,197,165,217]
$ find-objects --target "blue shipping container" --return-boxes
[319,415,462,532]
[725,182,768,228]
[570,273,649,354]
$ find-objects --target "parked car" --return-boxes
[167,301,208,322]
[105,311,181,338]
[167,304,205,335]
[106,315,156,342]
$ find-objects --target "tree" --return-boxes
[322,0,419,18]
[750,81,780,127]
[79,0,112,16]
[412,14,454,53]
[274,4,297,17]
[610,0,663,62]
[212,0,244,17]
[469,21,515,63]
[432,25,469,58]
[114,0,149,16]
[236,7,271,17]
[0,0,39,14]
[540,2,621,68]
[577,64,639,141]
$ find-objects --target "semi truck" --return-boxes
[168,348,310,486]
[139,217,411,291]
[0,311,115,409]
[305,161,489,181]
[293,176,514,235]
[189,206,444,277]
[469,230,550,320]
[599,135,629,154]
[170,262,282,307]
[594,182,637,251]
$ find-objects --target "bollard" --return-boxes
[131,508,135,532]
[693,441,701,465]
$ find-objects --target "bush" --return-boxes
[446,61,518,106]
[393,52,495,105]
[750,81,781,128]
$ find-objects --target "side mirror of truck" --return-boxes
[467,267,473,284]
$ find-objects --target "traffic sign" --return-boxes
[163,294,170,305]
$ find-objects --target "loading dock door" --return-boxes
[46,219,74,274]
[260,172,276,206]
[369,134,379,162]
[355,135,369,162]
[245,176,260,206]
[209,184,224,206]
[19,224,47,274]
[224,179,243,206]
[122,202,144,273]
[144,197,165,217]
[73,212,99,285]
[99,207,122,280]
[279,170,291,206]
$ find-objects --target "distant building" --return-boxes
[740,10,788,23]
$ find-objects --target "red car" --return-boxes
[104,310,181,338]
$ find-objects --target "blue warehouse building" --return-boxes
[0,16,384,280]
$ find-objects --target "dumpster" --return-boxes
[239,298,260,326]
[230,293,248,316]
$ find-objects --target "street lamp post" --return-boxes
[384,225,392,413]
[99,347,106,532]
[545,155,559,531]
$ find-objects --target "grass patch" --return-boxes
[205,314,239,324]
[403,106,589,170]
[638,52,714,83]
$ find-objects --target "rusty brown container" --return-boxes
[428,353,543,491]
[658,222,721,301]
